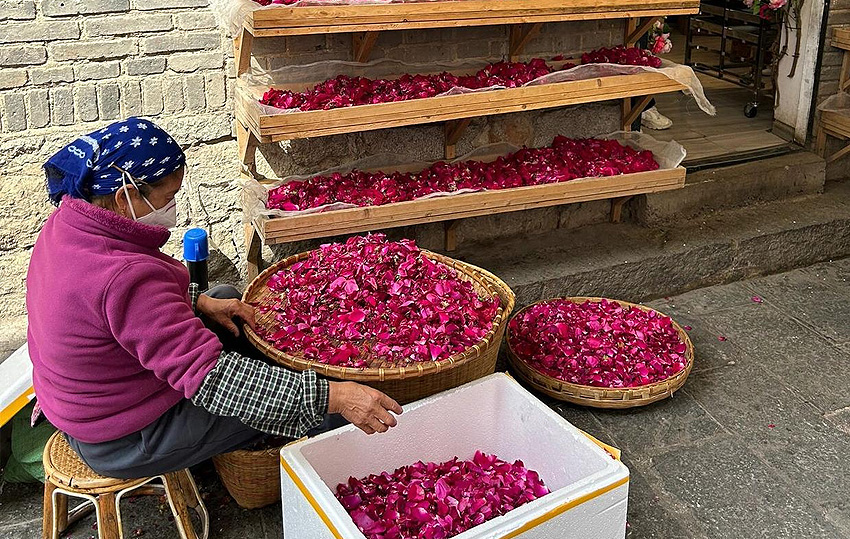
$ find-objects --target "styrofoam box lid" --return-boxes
[281,373,629,538]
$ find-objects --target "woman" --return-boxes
[27,118,401,479]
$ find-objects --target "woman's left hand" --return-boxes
[197,295,257,337]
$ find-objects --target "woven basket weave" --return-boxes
[212,446,280,509]
[507,297,694,409]
[243,249,516,405]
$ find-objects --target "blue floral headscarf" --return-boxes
[44,117,186,206]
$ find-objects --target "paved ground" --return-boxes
[1,258,848,539]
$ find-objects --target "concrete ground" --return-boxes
[1,258,848,539]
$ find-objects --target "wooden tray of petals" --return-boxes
[506,297,694,409]
[243,250,515,404]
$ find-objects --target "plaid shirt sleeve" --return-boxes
[191,351,330,438]
[188,283,201,314]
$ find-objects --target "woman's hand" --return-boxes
[196,295,256,337]
[328,382,403,435]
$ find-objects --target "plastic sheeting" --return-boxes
[242,131,687,221]
[214,0,445,37]
[241,57,716,117]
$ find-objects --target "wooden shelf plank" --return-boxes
[238,71,687,141]
[254,167,686,244]
[833,27,850,52]
[245,0,699,35]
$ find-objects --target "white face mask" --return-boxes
[120,170,178,229]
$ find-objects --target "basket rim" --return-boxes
[506,296,695,396]
[242,247,516,380]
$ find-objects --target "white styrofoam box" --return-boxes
[280,373,629,539]
[0,343,34,427]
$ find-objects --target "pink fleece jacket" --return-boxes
[26,196,222,443]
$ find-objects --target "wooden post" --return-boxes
[164,472,199,539]
[444,118,471,159]
[444,220,460,251]
[626,17,662,47]
[236,120,259,177]
[815,124,827,158]
[245,223,263,281]
[509,23,543,62]
[234,27,254,77]
[610,196,633,223]
[827,142,850,163]
[840,51,850,92]
[352,32,380,63]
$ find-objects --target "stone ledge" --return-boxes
[452,179,850,308]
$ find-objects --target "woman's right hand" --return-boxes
[327,382,403,435]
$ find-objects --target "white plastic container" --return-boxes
[280,373,629,539]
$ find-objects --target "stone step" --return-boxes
[450,179,850,308]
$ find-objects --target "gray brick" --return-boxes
[175,12,216,30]
[27,89,49,128]
[43,0,129,17]
[204,72,225,109]
[1,93,26,131]
[141,32,220,55]
[124,57,167,76]
[184,74,205,111]
[136,0,208,9]
[122,80,142,116]
[0,45,47,67]
[0,69,27,90]
[86,14,173,36]
[0,21,81,43]
[168,52,222,72]
[49,38,137,61]
[74,61,121,81]
[163,78,184,113]
[29,65,74,85]
[97,83,120,120]
[27,90,50,129]
[0,0,35,20]
[50,87,74,125]
[75,84,99,122]
[142,78,163,115]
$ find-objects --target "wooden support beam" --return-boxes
[245,223,263,281]
[509,23,543,62]
[623,94,653,129]
[444,220,460,251]
[610,195,633,223]
[624,17,639,46]
[352,31,380,63]
[444,118,471,159]
[815,125,827,158]
[828,142,850,164]
[626,16,661,47]
[234,27,254,76]
[840,51,850,91]
[236,120,260,177]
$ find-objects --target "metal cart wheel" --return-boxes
[744,102,759,118]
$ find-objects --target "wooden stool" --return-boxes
[42,431,209,539]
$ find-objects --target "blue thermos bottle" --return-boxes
[183,228,209,291]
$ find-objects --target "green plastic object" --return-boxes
[1,402,55,484]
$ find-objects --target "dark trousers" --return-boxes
[68,285,269,478]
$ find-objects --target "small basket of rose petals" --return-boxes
[507,297,694,408]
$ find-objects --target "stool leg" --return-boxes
[179,470,209,539]
[95,493,122,539]
[163,472,199,539]
[42,481,56,539]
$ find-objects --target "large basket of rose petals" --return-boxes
[507,297,694,409]
[243,234,515,404]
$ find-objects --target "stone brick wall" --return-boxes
[815,0,849,180]
[0,0,622,355]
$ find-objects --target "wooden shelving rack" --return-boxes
[232,0,701,277]
[815,27,850,164]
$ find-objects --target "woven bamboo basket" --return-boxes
[212,446,281,509]
[506,297,694,409]
[242,249,516,405]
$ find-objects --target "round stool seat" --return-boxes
[43,432,148,494]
